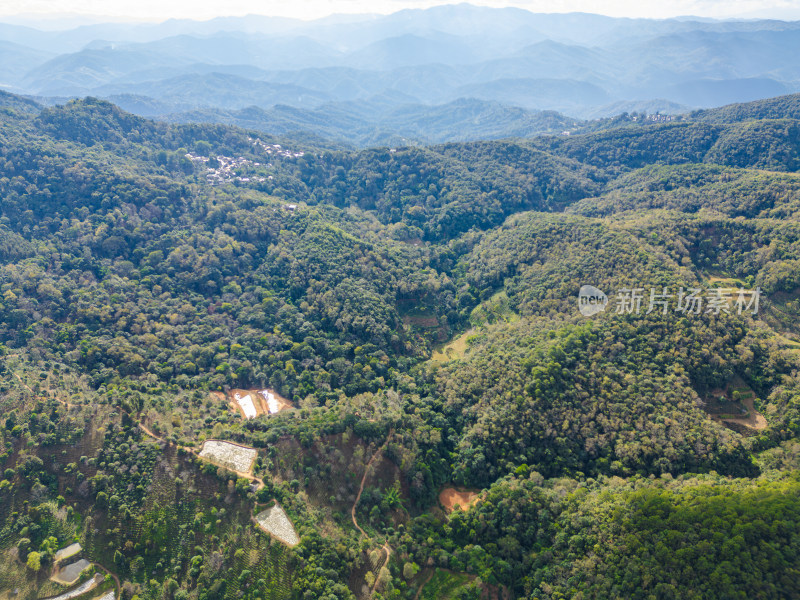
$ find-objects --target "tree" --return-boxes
[26,551,42,572]
[403,562,419,580]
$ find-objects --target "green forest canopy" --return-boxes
[0,93,799,600]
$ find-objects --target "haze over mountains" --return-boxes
[2,3,800,146]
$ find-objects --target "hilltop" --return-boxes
[0,92,799,599]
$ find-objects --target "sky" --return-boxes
[2,0,800,23]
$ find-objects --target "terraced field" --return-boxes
[198,441,257,474]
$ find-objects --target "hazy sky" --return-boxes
[3,0,800,22]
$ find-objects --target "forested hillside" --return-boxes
[1,93,800,600]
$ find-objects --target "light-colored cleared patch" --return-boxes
[258,389,282,414]
[439,487,480,513]
[199,440,257,474]
[51,559,91,586]
[705,377,768,431]
[90,590,115,600]
[470,290,518,327]
[48,573,102,599]
[234,393,258,419]
[54,543,81,563]
[228,388,292,419]
[776,334,800,352]
[707,276,746,286]
[431,329,475,363]
[720,395,768,430]
[255,504,300,547]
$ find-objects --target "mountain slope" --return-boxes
[0,92,799,600]
[161,97,580,146]
[693,91,800,122]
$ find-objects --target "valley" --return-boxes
[0,83,800,600]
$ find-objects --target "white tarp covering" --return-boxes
[235,393,258,419]
[259,389,281,414]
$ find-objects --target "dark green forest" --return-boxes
[1,93,800,600]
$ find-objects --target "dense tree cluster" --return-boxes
[0,93,799,599]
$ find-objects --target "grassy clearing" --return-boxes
[470,291,517,327]
[706,276,748,287]
[431,329,475,363]
[776,334,800,351]
[431,291,519,363]
[759,289,800,342]
[0,500,80,600]
[0,549,66,600]
[418,569,475,600]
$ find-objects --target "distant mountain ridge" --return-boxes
[3,4,800,148]
[158,97,580,146]
[7,88,800,149]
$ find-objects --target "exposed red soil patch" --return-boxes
[439,487,481,513]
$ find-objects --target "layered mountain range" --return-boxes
[2,4,800,146]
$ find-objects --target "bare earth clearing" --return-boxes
[254,504,300,547]
[44,574,103,600]
[706,378,768,431]
[198,440,257,474]
[226,388,293,420]
[439,487,481,513]
[54,543,82,563]
[719,395,768,430]
[51,559,91,586]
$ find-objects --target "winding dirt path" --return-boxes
[92,562,121,598]
[351,429,393,537]
[349,430,395,598]
[413,569,435,600]
[368,543,393,595]
[12,371,34,394]
[137,423,164,442]
[137,424,265,490]
[12,368,73,409]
